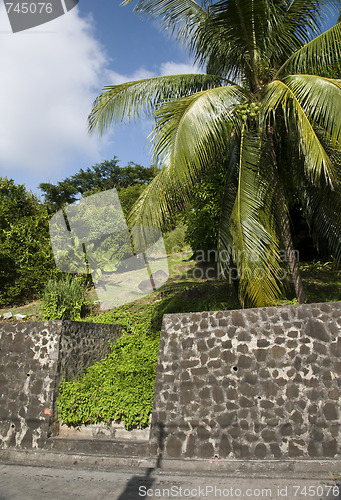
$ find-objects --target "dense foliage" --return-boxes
[183,160,228,258]
[42,276,87,320]
[0,178,58,305]
[57,304,159,429]
[0,160,155,306]
[184,162,339,264]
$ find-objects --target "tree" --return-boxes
[39,157,156,212]
[0,178,58,305]
[89,0,341,307]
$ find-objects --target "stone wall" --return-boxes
[150,301,341,460]
[0,321,121,449]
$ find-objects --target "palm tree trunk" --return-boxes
[275,197,307,304]
[267,130,307,304]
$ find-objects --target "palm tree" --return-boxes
[89,0,341,307]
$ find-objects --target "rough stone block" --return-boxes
[323,403,338,420]
[305,319,329,342]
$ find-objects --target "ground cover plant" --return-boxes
[57,304,160,429]
[1,233,340,429]
[56,249,240,429]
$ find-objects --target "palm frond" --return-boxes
[229,126,283,307]
[283,75,341,150]
[259,0,331,69]
[128,84,248,228]
[194,0,279,85]
[276,22,341,76]
[151,85,249,177]
[217,135,239,266]
[122,0,204,28]
[273,123,341,261]
[88,74,222,133]
[262,80,336,186]
[299,130,341,260]
[302,183,341,261]
[123,0,251,82]
[122,0,210,48]
[280,0,335,42]
[92,0,340,309]
[127,164,183,229]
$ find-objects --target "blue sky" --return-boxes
[0,1,338,197]
[0,0,200,196]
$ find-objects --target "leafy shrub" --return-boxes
[182,160,227,259]
[42,276,86,320]
[163,223,187,254]
[118,183,146,217]
[57,304,160,429]
[0,177,58,305]
[300,259,340,273]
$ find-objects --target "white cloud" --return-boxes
[160,61,202,75]
[107,68,156,85]
[107,60,202,85]
[0,6,110,179]
[0,0,204,192]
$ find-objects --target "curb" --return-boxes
[1,448,340,479]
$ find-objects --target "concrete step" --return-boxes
[47,436,149,457]
[58,422,150,441]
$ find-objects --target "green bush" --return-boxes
[163,223,187,254]
[118,183,146,217]
[0,177,58,305]
[57,304,160,429]
[42,276,86,320]
[182,160,228,259]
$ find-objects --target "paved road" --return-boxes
[1,463,341,500]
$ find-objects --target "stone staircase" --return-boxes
[47,422,150,457]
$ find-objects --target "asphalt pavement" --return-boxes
[0,452,341,500]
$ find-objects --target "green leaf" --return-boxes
[262,79,336,186]
[228,127,283,306]
[277,22,341,76]
[88,74,223,133]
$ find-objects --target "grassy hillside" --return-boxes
[0,250,340,322]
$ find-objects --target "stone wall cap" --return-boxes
[162,301,341,320]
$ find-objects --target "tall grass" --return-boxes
[42,276,86,320]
